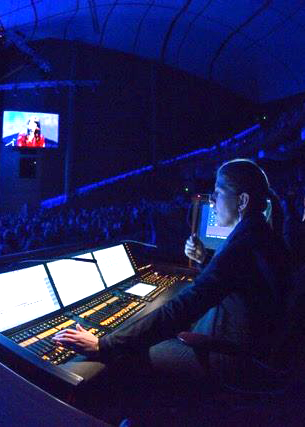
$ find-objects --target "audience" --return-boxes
[0,196,189,256]
[0,102,304,269]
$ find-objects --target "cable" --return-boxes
[99,0,119,46]
[0,63,31,83]
[208,0,272,80]
[63,0,80,40]
[175,0,214,66]
[29,0,38,41]
[88,0,100,34]
[186,202,193,228]
[160,0,193,64]
[244,0,305,51]
[132,0,155,53]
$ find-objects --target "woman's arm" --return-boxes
[54,240,247,362]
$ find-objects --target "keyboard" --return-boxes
[6,271,192,366]
[70,294,145,329]
[9,315,106,365]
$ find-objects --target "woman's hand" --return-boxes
[184,233,206,264]
[53,324,99,354]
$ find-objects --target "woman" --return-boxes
[54,159,290,386]
[17,116,45,148]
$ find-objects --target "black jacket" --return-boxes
[98,213,290,363]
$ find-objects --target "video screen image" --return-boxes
[0,265,60,333]
[2,111,59,148]
[47,253,105,307]
[93,244,135,288]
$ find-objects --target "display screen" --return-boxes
[47,253,104,307]
[125,283,156,297]
[2,111,59,148]
[197,199,272,251]
[0,265,60,332]
[93,244,135,288]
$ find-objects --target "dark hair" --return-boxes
[216,158,283,236]
[27,118,41,137]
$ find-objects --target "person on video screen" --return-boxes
[17,116,45,148]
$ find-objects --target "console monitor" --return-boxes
[0,265,60,332]
[47,253,104,307]
[93,244,135,288]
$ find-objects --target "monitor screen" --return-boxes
[196,198,272,251]
[197,201,233,251]
[2,111,59,148]
[125,283,156,297]
[93,244,135,288]
[47,253,105,307]
[0,265,60,332]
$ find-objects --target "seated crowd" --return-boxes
[0,196,189,256]
[1,102,304,260]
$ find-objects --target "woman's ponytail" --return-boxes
[267,187,284,238]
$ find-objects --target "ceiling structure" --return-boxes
[1,0,305,102]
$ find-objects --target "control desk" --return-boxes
[0,243,195,392]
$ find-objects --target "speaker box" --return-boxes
[19,158,37,178]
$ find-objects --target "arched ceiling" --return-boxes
[1,0,305,102]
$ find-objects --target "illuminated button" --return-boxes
[19,337,39,347]
[37,328,58,339]
[56,320,75,330]
[93,303,107,311]
[105,297,119,305]
[79,309,96,318]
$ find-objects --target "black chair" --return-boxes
[175,266,305,408]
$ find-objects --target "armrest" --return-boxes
[177,332,252,357]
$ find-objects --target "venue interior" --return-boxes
[1,1,305,426]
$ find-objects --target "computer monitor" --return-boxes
[194,195,272,251]
[46,253,105,307]
[93,244,136,288]
[0,265,60,333]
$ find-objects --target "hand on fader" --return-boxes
[53,323,99,354]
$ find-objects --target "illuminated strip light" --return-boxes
[41,194,67,209]
[160,145,217,165]
[234,124,260,138]
[220,124,261,147]
[76,165,154,195]
[161,124,260,165]
[0,80,100,91]
[40,165,154,208]
[40,124,260,207]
